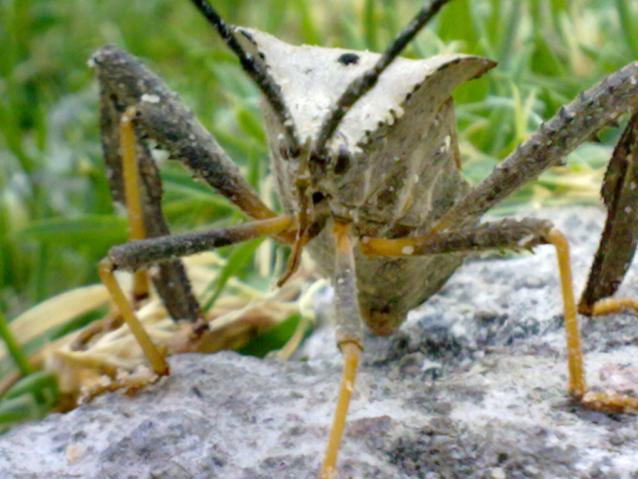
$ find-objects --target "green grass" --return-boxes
[0,0,636,424]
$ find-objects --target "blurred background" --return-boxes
[0,0,636,367]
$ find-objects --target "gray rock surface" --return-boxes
[2,207,638,479]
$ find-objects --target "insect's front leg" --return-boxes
[320,221,364,479]
[361,218,638,413]
[99,216,295,376]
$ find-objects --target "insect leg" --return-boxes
[99,215,295,376]
[362,218,638,413]
[118,107,152,300]
[100,74,202,322]
[579,113,638,314]
[94,45,294,323]
[321,221,364,479]
[548,230,638,413]
[429,62,638,233]
[92,45,281,223]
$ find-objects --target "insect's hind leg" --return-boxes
[92,45,279,222]
[361,218,638,413]
[93,44,291,323]
[98,66,200,323]
[578,112,638,320]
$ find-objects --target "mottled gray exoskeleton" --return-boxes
[90,0,638,477]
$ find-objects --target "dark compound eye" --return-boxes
[312,191,325,204]
[334,147,351,174]
[337,53,360,66]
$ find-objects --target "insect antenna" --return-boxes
[188,0,301,155]
[313,0,452,156]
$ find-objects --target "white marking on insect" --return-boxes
[141,93,160,104]
[517,234,535,247]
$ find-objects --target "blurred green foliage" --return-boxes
[0,0,637,422]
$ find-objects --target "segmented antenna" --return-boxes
[189,0,300,155]
[313,0,452,156]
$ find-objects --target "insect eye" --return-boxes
[337,53,360,66]
[334,148,351,174]
[312,191,325,204]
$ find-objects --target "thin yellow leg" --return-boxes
[120,107,150,299]
[277,230,307,287]
[547,229,586,398]
[591,298,638,316]
[548,229,638,413]
[98,259,169,376]
[320,341,362,479]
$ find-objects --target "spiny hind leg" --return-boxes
[361,217,638,413]
[94,45,293,323]
[578,112,638,320]
[93,45,297,376]
[98,66,199,322]
[427,63,638,234]
[93,105,197,379]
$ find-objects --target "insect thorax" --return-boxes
[237,27,495,332]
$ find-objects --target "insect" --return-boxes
[89,0,638,477]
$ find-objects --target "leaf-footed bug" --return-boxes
[88,0,638,476]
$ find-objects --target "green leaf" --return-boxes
[201,237,264,312]
[17,215,127,246]
[237,313,302,358]
[363,0,378,51]
[615,0,638,58]
[0,311,32,376]
[0,395,40,425]
[4,371,58,404]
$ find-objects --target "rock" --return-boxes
[2,207,638,478]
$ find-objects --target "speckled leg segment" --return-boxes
[99,216,294,376]
[428,63,638,233]
[578,113,638,315]
[321,221,364,479]
[363,220,638,414]
[93,45,289,324]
